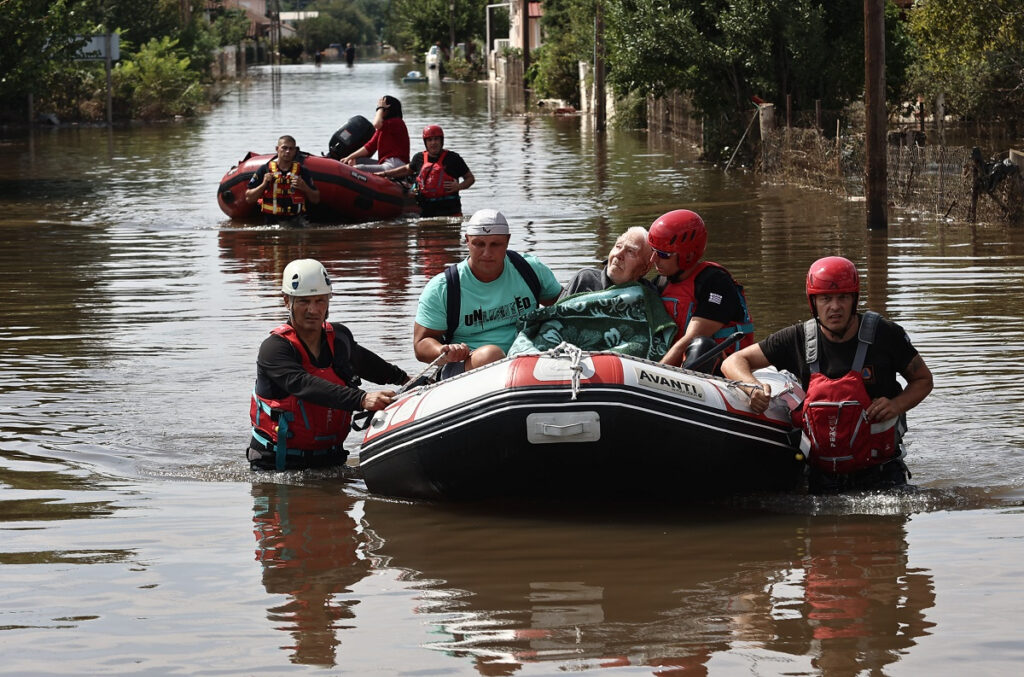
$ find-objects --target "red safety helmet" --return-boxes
[647,210,707,267]
[422,124,444,146]
[805,256,859,314]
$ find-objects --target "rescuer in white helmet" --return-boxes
[248,258,409,471]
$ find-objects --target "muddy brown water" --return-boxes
[2,62,1023,674]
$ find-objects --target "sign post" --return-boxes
[76,33,120,126]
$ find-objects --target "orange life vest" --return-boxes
[258,160,307,215]
[415,150,453,199]
[659,261,755,355]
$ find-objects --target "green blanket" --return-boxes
[508,282,678,360]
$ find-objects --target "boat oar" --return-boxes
[350,353,447,431]
[682,331,746,371]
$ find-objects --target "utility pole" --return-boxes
[450,1,456,56]
[594,2,605,132]
[864,0,888,230]
[521,0,530,93]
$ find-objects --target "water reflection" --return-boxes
[251,482,369,666]
[362,501,934,675]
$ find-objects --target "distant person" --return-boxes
[413,209,562,377]
[244,135,320,223]
[313,50,322,67]
[721,256,933,493]
[648,209,754,373]
[560,226,655,299]
[345,43,355,67]
[377,125,475,217]
[339,95,410,173]
[248,259,409,471]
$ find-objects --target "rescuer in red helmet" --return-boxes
[721,256,934,493]
[647,209,755,372]
[377,124,475,217]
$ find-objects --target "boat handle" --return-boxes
[541,422,585,437]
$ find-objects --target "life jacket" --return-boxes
[415,150,455,200]
[659,261,755,355]
[258,160,306,216]
[250,323,351,470]
[797,311,904,474]
[443,250,541,344]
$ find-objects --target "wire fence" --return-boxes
[759,125,1024,225]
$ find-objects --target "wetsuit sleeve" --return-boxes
[444,151,471,178]
[408,153,424,174]
[257,334,368,411]
[247,164,268,188]
[758,323,809,385]
[879,317,920,372]
[693,267,745,324]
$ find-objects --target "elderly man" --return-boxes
[248,259,408,471]
[559,226,655,299]
[413,209,563,377]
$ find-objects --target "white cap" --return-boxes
[464,208,511,235]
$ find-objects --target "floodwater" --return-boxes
[2,61,1024,675]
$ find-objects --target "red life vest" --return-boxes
[250,323,351,470]
[415,150,452,199]
[258,160,307,215]
[797,312,902,474]
[659,261,755,355]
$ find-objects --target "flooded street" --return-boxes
[2,61,1024,674]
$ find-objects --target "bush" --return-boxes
[113,37,204,120]
[445,55,483,82]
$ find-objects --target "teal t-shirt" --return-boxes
[416,253,562,352]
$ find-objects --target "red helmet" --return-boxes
[647,210,707,267]
[422,124,444,146]
[806,256,859,313]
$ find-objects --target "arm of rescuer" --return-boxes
[659,316,726,367]
[720,343,774,413]
[258,334,406,412]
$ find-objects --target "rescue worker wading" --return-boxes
[244,135,321,223]
[248,259,408,471]
[721,256,934,493]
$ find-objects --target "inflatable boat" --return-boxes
[357,343,808,501]
[216,116,419,223]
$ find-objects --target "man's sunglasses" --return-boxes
[652,247,674,259]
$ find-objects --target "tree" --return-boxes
[384,0,487,54]
[907,0,1024,128]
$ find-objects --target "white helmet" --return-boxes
[281,259,333,296]
[465,208,510,235]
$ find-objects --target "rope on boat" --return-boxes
[549,342,585,400]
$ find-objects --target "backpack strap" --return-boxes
[443,263,461,344]
[852,311,879,374]
[506,249,542,302]
[803,318,820,374]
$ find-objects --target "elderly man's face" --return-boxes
[606,233,649,284]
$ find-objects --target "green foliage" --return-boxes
[0,0,92,112]
[907,0,1024,124]
[445,54,484,82]
[210,8,251,47]
[297,0,377,53]
[384,0,487,54]
[278,37,305,63]
[113,36,204,119]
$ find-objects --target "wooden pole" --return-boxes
[594,2,605,132]
[521,0,530,94]
[864,0,888,229]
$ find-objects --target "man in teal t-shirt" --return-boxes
[414,209,562,376]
